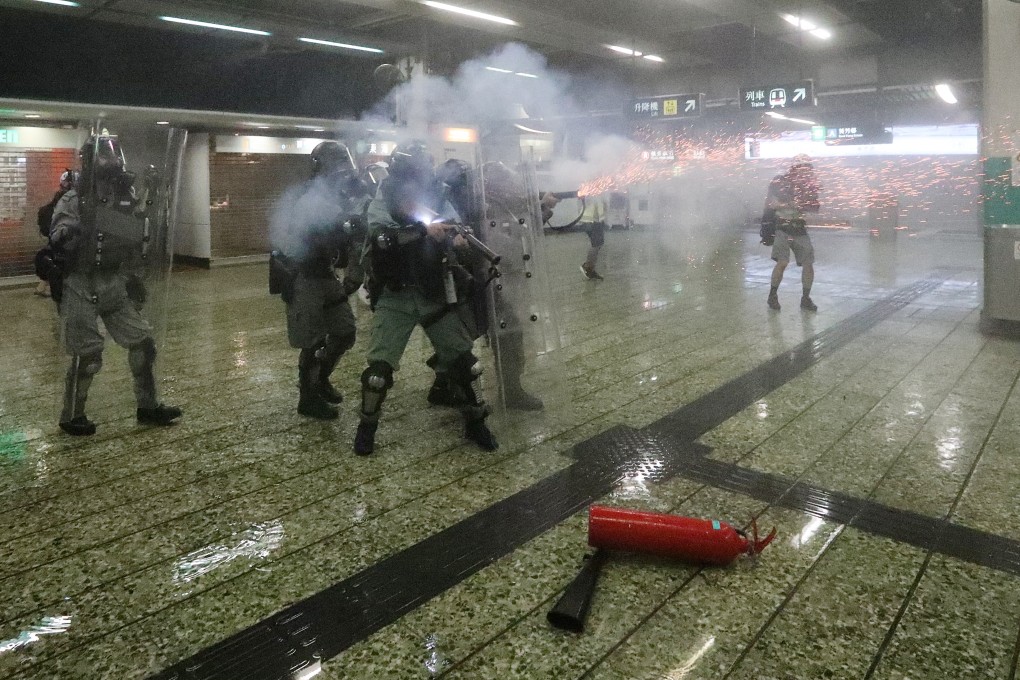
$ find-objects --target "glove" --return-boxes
[126,274,147,305]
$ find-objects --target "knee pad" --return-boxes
[361,361,394,392]
[360,361,394,419]
[448,351,483,385]
[76,352,103,377]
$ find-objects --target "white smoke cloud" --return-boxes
[361,43,638,190]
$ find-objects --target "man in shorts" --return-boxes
[767,156,820,312]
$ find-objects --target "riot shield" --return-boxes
[474,155,567,427]
[54,122,187,433]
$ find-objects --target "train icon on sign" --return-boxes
[769,88,787,107]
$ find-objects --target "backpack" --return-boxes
[36,191,65,238]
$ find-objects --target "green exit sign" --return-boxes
[811,126,826,141]
[0,129,21,144]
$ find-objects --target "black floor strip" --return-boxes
[150,276,947,680]
[647,277,945,441]
[668,452,1020,576]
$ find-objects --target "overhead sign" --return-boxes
[811,124,893,145]
[0,127,78,148]
[628,94,704,120]
[642,150,675,162]
[740,80,814,111]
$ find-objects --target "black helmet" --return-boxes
[389,140,434,182]
[80,133,126,182]
[311,141,357,179]
[437,158,471,189]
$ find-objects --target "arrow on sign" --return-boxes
[793,88,807,102]
[685,99,697,113]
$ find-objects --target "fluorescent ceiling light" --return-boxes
[515,72,538,78]
[643,55,665,63]
[485,66,513,73]
[421,2,518,26]
[160,16,270,36]
[299,37,383,53]
[765,112,816,125]
[31,0,80,6]
[513,124,552,134]
[781,13,831,39]
[156,121,170,125]
[25,114,42,118]
[935,83,958,104]
[607,45,642,56]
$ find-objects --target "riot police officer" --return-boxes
[273,141,366,419]
[49,131,181,436]
[431,158,543,411]
[355,141,498,455]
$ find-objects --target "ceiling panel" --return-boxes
[0,0,981,82]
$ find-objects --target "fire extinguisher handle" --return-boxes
[547,549,608,633]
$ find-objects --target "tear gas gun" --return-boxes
[446,223,501,266]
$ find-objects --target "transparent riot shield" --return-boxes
[475,155,568,431]
[54,121,187,432]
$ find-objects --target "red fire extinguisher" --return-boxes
[587,505,776,566]
[547,505,776,633]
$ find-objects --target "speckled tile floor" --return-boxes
[1,227,1017,679]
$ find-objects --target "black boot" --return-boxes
[464,416,498,451]
[129,339,181,427]
[298,349,338,420]
[60,415,96,436]
[354,421,377,455]
[317,334,353,405]
[505,386,544,411]
[137,404,183,426]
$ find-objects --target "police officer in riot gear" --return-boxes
[431,158,543,411]
[49,131,181,436]
[273,141,366,419]
[355,140,498,455]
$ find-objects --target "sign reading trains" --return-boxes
[739,80,815,111]
[628,94,704,120]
